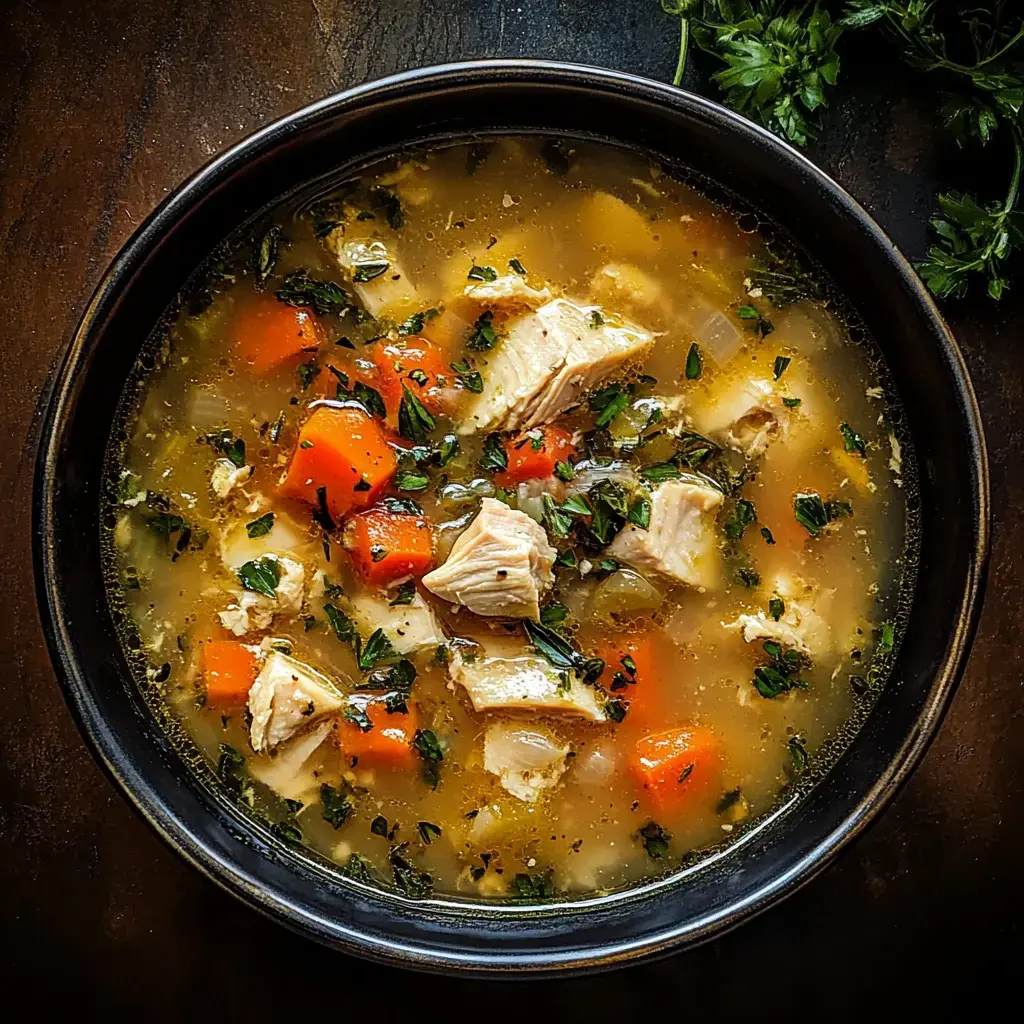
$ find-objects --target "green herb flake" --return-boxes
[554,460,575,482]
[320,782,354,829]
[724,499,756,541]
[773,355,792,380]
[468,264,498,282]
[782,397,802,408]
[638,821,671,858]
[769,597,785,621]
[841,422,867,457]
[245,512,275,539]
[236,557,281,599]
[256,226,282,283]
[389,581,417,606]
[788,734,810,773]
[628,495,652,529]
[685,342,702,380]
[359,629,398,671]
[276,269,352,316]
[413,728,444,789]
[467,309,500,351]
[878,620,896,654]
[761,526,776,545]
[398,383,436,442]
[508,257,527,276]
[416,821,442,844]
[479,433,509,473]
[513,870,555,899]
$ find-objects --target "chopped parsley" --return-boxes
[638,821,671,858]
[513,870,555,898]
[398,383,436,442]
[276,269,353,315]
[773,355,791,380]
[794,492,853,534]
[589,384,630,428]
[358,629,397,671]
[412,729,444,789]
[245,512,275,539]
[478,433,508,473]
[389,581,417,606]
[467,264,498,282]
[840,422,867,457]
[627,495,652,529]
[236,557,281,599]
[753,640,810,699]
[320,783,354,828]
[508,257,527,275]
[685,342,702,380]
[724,499,756,541]
[467,309,499,351]
[768,597,785,621]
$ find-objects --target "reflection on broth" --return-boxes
[104,138,913,900]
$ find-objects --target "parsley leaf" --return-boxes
[467,309,500,351]
[245,512,275,539]
[276,269,353,316]
[398,384,436,442]
[237,557,281,599]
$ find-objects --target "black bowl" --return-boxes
[33,60,988,974]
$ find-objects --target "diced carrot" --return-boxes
[494,426,576,486]
[370,337,449,419]
[278,406,397,521]
[597,635,660,730]
[234,295,324,376]
[337,699,420,770]
[344,507,433,585]
[201,641,258,708]
[629,726,719,813]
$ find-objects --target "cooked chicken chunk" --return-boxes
[218,555,305,636]
[456,309,567,435]
[465,273,553,310]
[726,575,831,655]
[696,377,793,457]
[248,718,336,803]
[448,639,606,721]
[248,651,344,754]
[325,231,420,319]
[422,498,556,620]
[525,299,654,426]
[483,721,570,803]
[210,459,254,499]
[457,298,653,434]
[608,478,723,589]
[345,587,446,656]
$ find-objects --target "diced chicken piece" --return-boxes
[422,498,556,620]
[345,587,446,656]
[248,651,344,754]
[448,638,606,721]
[483,721,570,803]
[325,231,420,319]
[210,459,254,499]
[464,274,553,310]
[726,575,831,656]
[457,298,653,434]
[218,555,305,636]
[456,309,568,435]
[525,299,654,427]
[695,377,793,457]
[247,718,336,804]
[608,478,723,589]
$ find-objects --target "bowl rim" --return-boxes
[33,58,990,973]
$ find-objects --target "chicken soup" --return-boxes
[104,138,913,900]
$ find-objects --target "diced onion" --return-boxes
[686,303,743,366]
[587,568,663,624]
[186,387,231,429]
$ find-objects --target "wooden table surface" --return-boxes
[2,0,1020,1013]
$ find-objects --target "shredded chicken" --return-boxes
[218,555,305,636]
[607,478,723,588]
[345,587,446,655]
[448,639,606,721]
[422,498,556,620]
[248,651,344,754]
[210,459,253,499]
[698,377,793,457]
[325,231,420,318]
[726,574,831,655]
[465,273,553,310]
[457,298,653,434]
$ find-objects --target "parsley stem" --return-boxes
[672,17,689,87]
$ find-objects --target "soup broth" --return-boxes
[105,138,912,899]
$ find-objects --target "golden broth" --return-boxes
[104,138,913,899]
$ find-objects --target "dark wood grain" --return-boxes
[1,0,1020,1014]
